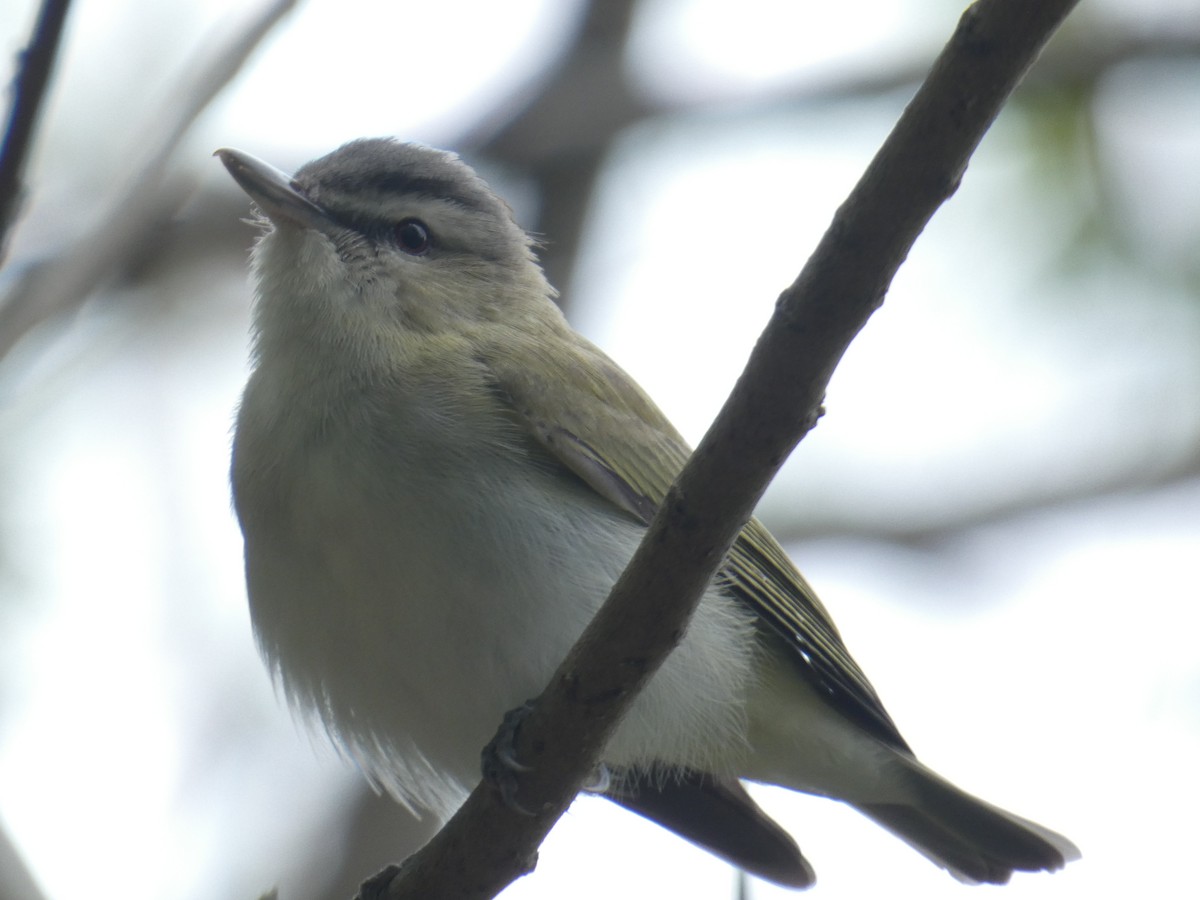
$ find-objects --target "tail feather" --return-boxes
[858,760,1080,885]
[606,769,816,889]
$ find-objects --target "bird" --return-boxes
[217,138,1079,889]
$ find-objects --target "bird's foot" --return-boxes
[482,700,537,815]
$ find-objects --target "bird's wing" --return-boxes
[485,330,908,751]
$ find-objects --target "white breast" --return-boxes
[234,365,759,817]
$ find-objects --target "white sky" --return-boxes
[1,1,1198,899]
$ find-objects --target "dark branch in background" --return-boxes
[464,0,1198,314]
[0,0,297,364]
[767,446,1200,551]
[0,819,49,900]
[368,0,1080,898]
[464,0,642,303]
[0,0,71,264]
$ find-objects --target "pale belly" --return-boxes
[236,436,760,816]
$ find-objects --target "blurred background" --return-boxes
[0,0,1198,898]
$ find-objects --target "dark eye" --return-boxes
[394,218,432,255]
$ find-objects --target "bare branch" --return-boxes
[368,0,1081,897]
[466,0,642,305]
[0,0,298,364]
[767,451,1200,551]
[0,0,71,263]
[461,2,1199,314]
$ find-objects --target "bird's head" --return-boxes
[217,139,557,360]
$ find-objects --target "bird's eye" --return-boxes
[394,218,432,256]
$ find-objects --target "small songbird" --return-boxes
[218,138,1078,889]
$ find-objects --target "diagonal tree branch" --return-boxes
[0,0,297,364]
[365,1,1081,897]
[0,0,71,264]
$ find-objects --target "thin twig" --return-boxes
[0,0,298,364]
[369,0,1081,897]
[0,0,72,263]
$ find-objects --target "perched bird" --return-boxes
[218,138,1079,889]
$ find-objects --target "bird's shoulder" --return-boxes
[482,326,909,751]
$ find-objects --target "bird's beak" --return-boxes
[215,148,332,232]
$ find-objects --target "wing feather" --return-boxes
[485,329,908,751]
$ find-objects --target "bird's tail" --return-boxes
[606,769,816,889]
[856,757,1080,885]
